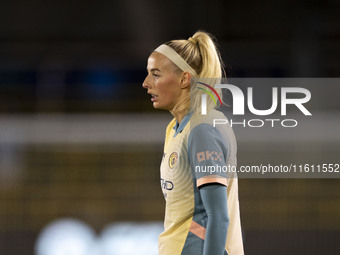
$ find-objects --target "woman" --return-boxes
[142,31,244,255]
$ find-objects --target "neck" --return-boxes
[171,111,186,124]
[170,91,190,124]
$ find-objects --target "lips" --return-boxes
[148,92,158,102]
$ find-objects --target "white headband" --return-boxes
[154,44,197,76]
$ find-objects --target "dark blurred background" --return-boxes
[0,0,339,254]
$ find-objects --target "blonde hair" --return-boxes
[165,31,225,116]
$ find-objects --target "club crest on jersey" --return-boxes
[169,152,178,169]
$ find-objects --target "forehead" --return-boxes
[147,52,176,71]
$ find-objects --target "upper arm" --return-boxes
[188,123,229,188]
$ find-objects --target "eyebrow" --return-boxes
[148,68,161,72]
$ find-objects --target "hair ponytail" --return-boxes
[192,32,224,78]
[165,31,225,115]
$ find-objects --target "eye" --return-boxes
[153,73,160,77]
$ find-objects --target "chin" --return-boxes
[153,102,168,111]
[152,102,161,109]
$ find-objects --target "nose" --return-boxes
[142,74,151,89]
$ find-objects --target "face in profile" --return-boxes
[142,52,183,111]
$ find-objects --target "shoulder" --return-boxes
[189,123,222,144]
[191,109,226,127]
[188,109,235,155]
[189,109,227,138]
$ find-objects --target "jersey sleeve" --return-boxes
[188,123,229,188]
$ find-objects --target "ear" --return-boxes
[179,72,191,89]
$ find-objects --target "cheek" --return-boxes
[159,77,180,96]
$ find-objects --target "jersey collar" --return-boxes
[173,112,192,137]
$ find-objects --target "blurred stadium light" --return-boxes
[99,222,163,255]
[35,218,98,255]
[35,219,163,255]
